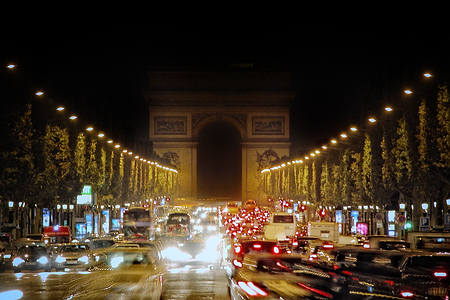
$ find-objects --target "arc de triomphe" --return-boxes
[144,71,295,202]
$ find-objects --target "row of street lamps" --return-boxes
[261,72,434,173]
[5,63,178,173]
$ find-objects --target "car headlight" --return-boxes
[12,257,25,267]
[207,225,217,231]
[55,255,66,264]
[78,256,89,264]
[3,254,11,259]
[37,256,48,264]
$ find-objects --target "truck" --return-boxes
[263,212,296,241]
[307,222,339,242]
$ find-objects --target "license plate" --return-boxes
[66,260,78,265]
[428,287,447,296]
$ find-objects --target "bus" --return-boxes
[165,211,191,239]
[123,207,154,240]
[43,225,71,244]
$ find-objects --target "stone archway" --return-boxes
[145,71,295,203]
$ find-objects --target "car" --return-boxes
[87,238,116,250]
[112,243,140,249]
[325,247,450,299]
[230,239,284,269]
[229,253,354,299]
[70,248,165,299]
[12,244,51,272]
[363,235,410,250]
[292,236,325,253]
[52,243,92,271]
[243,200,257,211]
[0,246,16,271]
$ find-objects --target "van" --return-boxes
[406,232,450,251]
[263,212,296,240]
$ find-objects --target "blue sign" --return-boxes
[335,210,343,223]
[85,214,93,235]
[350,211,359,233]
[111,219,120,231]
[102,210,110,234]
[42,208,50,227]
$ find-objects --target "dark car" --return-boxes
[229,253,357,299]
[12,245,51,272]
[230,239,284,269]
[328,248,450,299]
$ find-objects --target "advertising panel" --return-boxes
[101,210,110,234]
[43,208,50,227]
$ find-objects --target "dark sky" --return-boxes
[2,22,449,155]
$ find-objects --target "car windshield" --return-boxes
[91,240,115,249]
[167,214,190,225]
[106,251,152,267]
[23,246,47,256]
[407,256,450,274]
[273,215,293,223]
[60,245,89,252]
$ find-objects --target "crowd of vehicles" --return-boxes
[2,201,450,299]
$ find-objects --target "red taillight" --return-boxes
[234,245,242,254]
[272,246,280,254]
[233,259,243,268]
[363,243,370,249]
[237,281,268,297]
[253,243,262,249]
[400,291,414,298]
[434,271,447,278]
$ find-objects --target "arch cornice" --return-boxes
[192,112,247,140]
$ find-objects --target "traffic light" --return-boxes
[405,221,413,230]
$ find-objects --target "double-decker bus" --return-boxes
[123,207,154,240]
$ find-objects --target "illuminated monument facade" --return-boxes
[145,71,294,202]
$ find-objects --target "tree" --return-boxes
[362,134,374,203]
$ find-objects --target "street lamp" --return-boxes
[56,106,65,112]
[423,72,433,78]
[368,117,377,124]
[340,133,348,139]
[403,89,413,95]
[384,106,393,112]
[69,115,78,120]
[35,91,44,96]
[86,126,94,132]
[6,64,16,69]
[349,127,358,132]
[330,139,337,144]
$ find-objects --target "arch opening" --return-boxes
[197,121,242,201]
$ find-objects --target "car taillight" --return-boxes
[233,259,243,268]
[234,245,242,254]
[253,244,262,249]
[400,291,414,298]
[434,271,447,278]
[237,281,268,297]
[272,246,280,254]
[323,243,334,249]
[309,254,318,260]
[292,240,298,247]
[363,243,370,249]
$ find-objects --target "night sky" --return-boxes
[2,22,450,156]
